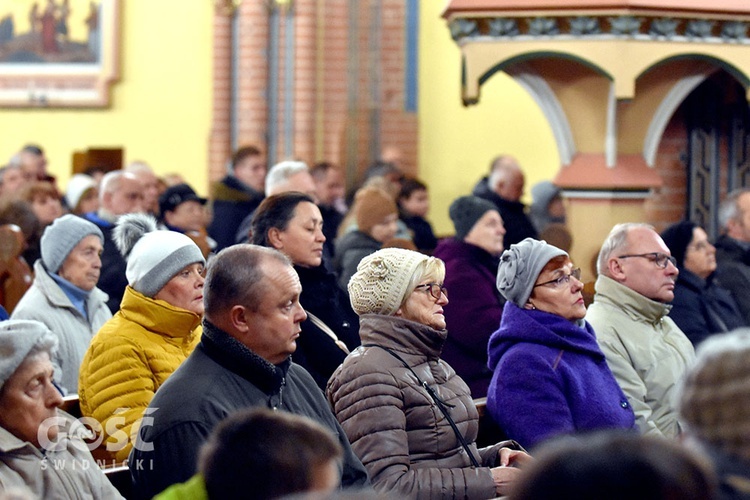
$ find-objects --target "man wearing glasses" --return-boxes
[585,223,695,439]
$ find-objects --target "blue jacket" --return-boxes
[487,302,636,450]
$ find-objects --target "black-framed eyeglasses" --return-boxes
[617,252,677,269]
[533,268,582,289]
[415,283,448,301]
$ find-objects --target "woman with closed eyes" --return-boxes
[488,238,636,450]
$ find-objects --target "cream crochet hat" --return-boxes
[348,248,428,316]
[678,328,750,461]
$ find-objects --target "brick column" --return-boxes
[209,0,234,183]
[237,1,269,152]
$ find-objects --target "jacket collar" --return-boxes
[32,260,108,313]
[594,275,672,322]
[359,314,447,361]
[200,319,290,394]
[118,286,202,338]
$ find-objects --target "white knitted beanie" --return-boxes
[348,248,428,316]
[114,213,205,298]
[64,173,97,210]
[678,328,750,462]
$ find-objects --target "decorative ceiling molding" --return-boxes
[448,15,750,44]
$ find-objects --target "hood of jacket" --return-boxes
[358,314,448,361]
[335,230,380,255]
[211,175,264,203]
[593,274,672,324]
[488,301,603,370]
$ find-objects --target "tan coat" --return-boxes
[585,275,695,438]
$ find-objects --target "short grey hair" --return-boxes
[265,161,309,195]
[718,188,750,231]
[204,245,291,319]
[488,155,520,191]
[596,222,654,276]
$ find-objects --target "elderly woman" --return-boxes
[0,320,123,498]
[327,248,530,499]
[11,214,111,394]
[251,192,361,389]
[660,221,746,345]
[488,238,636,450]
[79,213,205,462]
[434,195,506,397]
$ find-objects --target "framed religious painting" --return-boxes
[0,0,120,107]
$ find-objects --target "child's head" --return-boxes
[355,186,398,243]
[398,177,429,218]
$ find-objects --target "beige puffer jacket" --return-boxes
[327,314,512,500]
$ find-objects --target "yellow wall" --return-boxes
[418,1,560,235]
[0,1,214,195]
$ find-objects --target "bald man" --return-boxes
[471,155,537,247]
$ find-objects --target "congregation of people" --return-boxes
[2,143,750,499]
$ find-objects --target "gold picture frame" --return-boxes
[0,0,120,108]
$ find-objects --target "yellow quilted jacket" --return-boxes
[78,286,202,463]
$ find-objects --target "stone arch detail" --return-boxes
[640,54,750,167]
[504,64,576,166]
[479,51,613,167]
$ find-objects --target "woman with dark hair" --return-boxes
[660,221,746,345]
[489,238,636,450]
[252,192,361,389]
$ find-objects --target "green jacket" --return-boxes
[585,275,694,438]
[155,475,207,500]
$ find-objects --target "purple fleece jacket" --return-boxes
[487,302,636,450]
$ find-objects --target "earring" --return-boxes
[525,302,536,310]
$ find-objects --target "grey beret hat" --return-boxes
[0,320,58,392]
[496,237,567,307]
[41,214,104,273]
[449,195,497,240]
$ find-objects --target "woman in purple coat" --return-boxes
[434,195,506,397]
[488,238,636,450]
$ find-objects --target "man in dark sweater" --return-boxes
[129,245,369,499]
[472,154,537,248]
[207,145,266,251]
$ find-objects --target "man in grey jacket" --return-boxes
[585,223,694,438]
[130,245,368,499]
[11,214,111,394]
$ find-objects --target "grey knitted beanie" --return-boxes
[40,214,104,273]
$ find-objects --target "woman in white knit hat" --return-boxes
[326,247,531,499]
[0,320,123,499]
[78,213,205,463]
